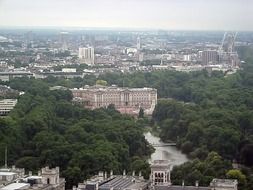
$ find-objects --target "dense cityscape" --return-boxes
[0,0,253,190]
[0,30,246,81]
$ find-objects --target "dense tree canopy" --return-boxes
[0,46,253,189]
[151,47,253,189]
[171,152,232,186]
[0,78,153,189]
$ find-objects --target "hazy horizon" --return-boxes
[0,0,253,31]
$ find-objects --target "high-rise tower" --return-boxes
[78,47,95,65]
[59,32,69,51]
[137,36,141,50]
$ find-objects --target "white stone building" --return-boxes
[71,85,157,115]
[0,166,65,190]
[150,160,238,190]
[0,99,17,116]
[150,160,171,186]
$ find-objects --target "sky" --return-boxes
[0,0,252,31]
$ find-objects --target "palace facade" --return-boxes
[71,85,157,115]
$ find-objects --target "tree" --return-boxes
[181,141,193,154]
[138,108,144,118]
[63,167,82,189]
[171,152,232,186]
[15,157,39,172]
[226,169,246,186]
[240,144,253,166]
[96,80,108,86]
[1,78,152,188]
[130,156,150,179]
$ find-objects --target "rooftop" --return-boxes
[151,160,170,167]
[163,186,210,190]
[99,176,134,190]
[0,172,16,176]
[1,183,29,190]
[210,178,238,187]
[71,85,156,92]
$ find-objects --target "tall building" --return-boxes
[59,32,69,50]
[78,47,95,65]
[138,52,144,62]
[71,85,157,115]
[183,55,191,62]
[137,36,141,50]
[23,31,34,49]
[201,50,218,65]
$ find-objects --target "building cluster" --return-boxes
[0,159,239,190]
[196,33,240,71]
[0,166,65,190]
[0,71,33,82]
[71,85,157,115]
[0,31,246,82]
[0,85,23,116]
[73,160,238,190]
[73,170,147,190]
[0,85,19,98]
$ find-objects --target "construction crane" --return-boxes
[220,32,237,54]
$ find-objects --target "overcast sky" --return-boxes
[0,0,252,31]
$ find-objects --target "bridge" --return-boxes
[151,143,176,147]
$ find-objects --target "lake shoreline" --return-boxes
[144,131,189,167]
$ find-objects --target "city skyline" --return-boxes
[0,0,253,31]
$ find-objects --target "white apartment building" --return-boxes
[0,99,17,116]
[78,47,95,65]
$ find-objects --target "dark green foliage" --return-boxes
[0,78,152,189]
[151,47,253,189]
[130,156,150,179]
[226,169,247,186]
[138,108,144,118]
[171,152,232,186]
[240,144,253,167]
[1,46,253,189]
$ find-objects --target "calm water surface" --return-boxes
[144,132,189,167]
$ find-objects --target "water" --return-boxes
[144,132,189,167]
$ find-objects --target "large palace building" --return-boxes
[71,85,157,115]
